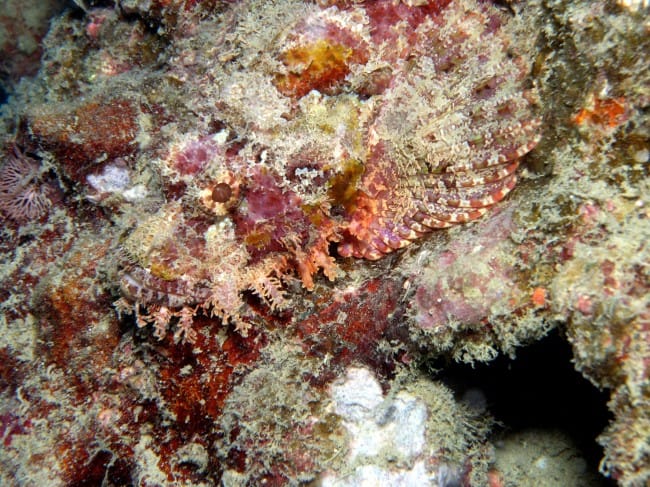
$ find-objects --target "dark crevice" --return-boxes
[431,330,615,484]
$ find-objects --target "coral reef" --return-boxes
[0,0,648,485]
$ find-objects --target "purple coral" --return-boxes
[0,147,52,221]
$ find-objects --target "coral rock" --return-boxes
[29,100,140,181]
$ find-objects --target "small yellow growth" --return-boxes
[244,229,273,249]
[327,158,365,211]
[148,260,181,281]
[275,39,354,98]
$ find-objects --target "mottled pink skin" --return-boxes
[415,270,490,329]
[173,137,223,177]
[363,0,451,59]
[413,206,520,330]
[244,170,296,220]
[232,167,312,260]
[414,263,510,330]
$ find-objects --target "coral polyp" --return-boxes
[0,147,53,222]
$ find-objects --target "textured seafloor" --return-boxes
[0,0,648,486]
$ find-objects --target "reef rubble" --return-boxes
[0,0,648,486]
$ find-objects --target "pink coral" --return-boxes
[0,147,52,221]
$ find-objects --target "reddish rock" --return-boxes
[33,238,120,393]
[29,100,140,182]
[296,276,406,380]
